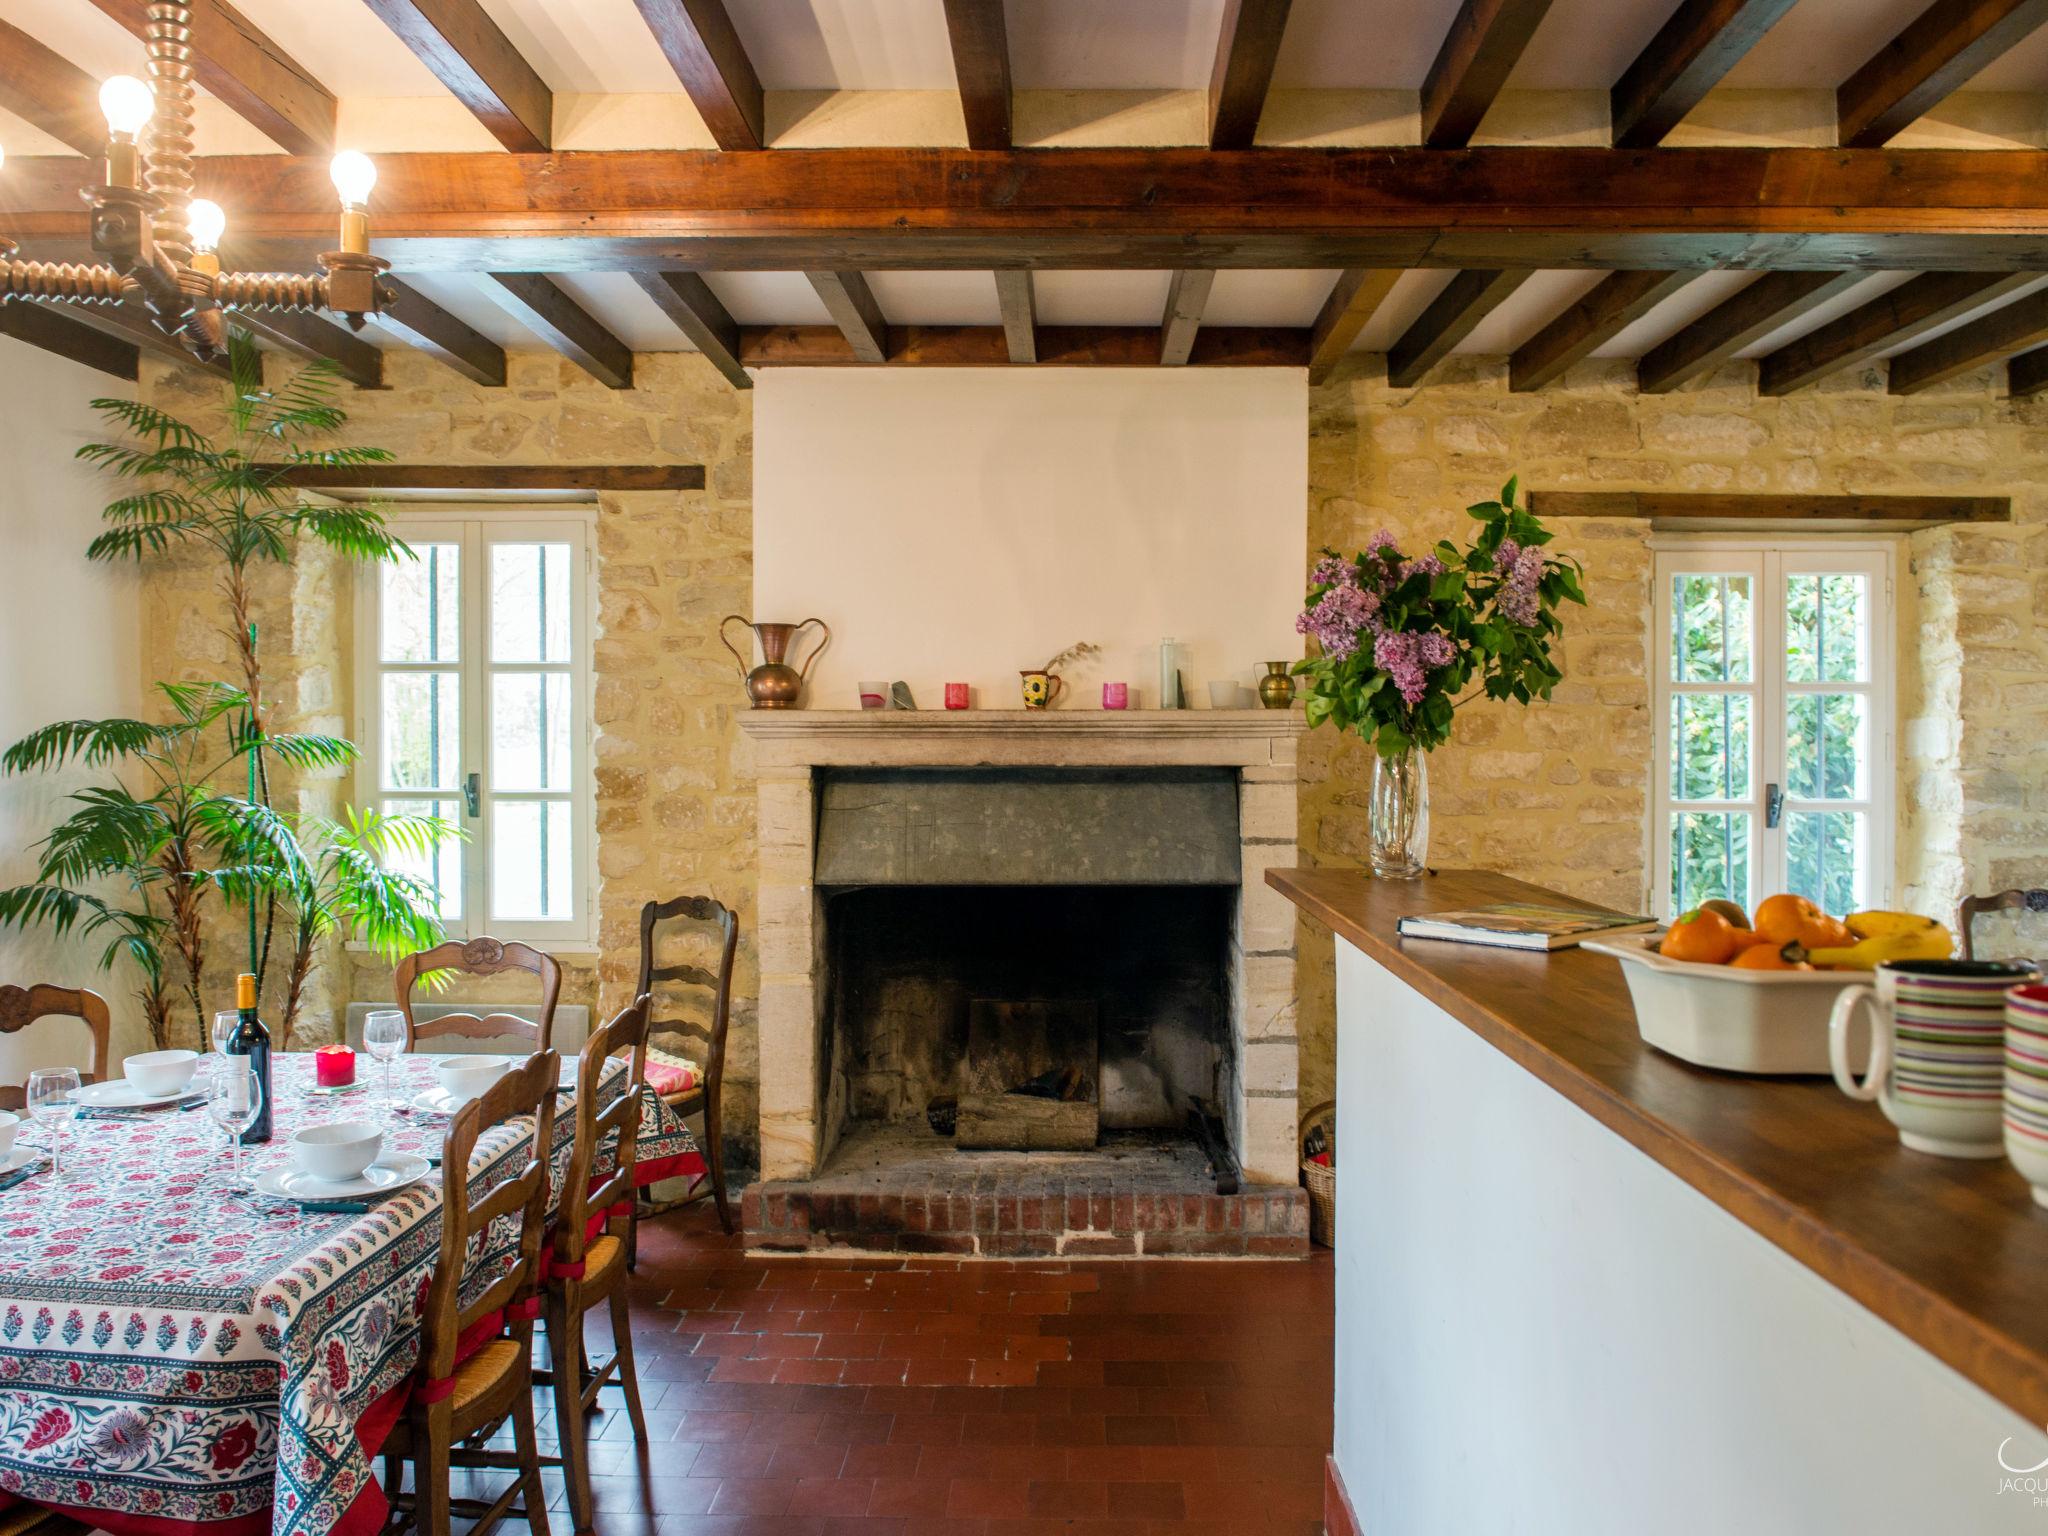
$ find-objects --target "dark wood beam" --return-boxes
[1610,0,1800,147]
[1839,0,2048,147]
[1888,286,2048,393]
[941,0,1011,150]
[1757,271,2037,394]
[1208,0,1293,149]
[86,0,336,156]
[1387,270,1531,388]
[806,271,890,363]
[485,274,633,389]
[1529,490,2009,529]
[373,278,506,387]
[739,325,1309,368]
[0,301,140,379]
[282,464,703,492]
[631,270,749,389]
[1160,270,1217,366]
[47,301,231,378]
[994,271,1036,364]
[2009,344,2048,399]
[0,19,104,157]
[1421,0,1558,147]
[360,0,551,153]
[231,310,384,388]
[1307,269,1402,386]
[1510,270,1696,391]
[1638,271,1865,393]
[632,0,764,151]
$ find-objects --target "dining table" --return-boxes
[0,1049,704,1536]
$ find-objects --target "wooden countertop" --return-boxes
[1270,865,2048,1427]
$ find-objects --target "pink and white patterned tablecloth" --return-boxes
[0,1051,701,1536]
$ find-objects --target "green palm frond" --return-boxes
[279,445,396,468]
[325,842,446,958]
[194,796,313,890]
[86,524,207,561]
[37,788,173,883]
[288,504,409,562]
[2,716,174,773]
[257,731,359,772]
[75,442,223,481]
[98,490,209,526]
[157,678,248,729]
[332,805,464,858]
[84,399,210,452]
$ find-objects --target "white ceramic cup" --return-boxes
[125,1048,200,1098]
[432,1053,515,1105]
[1206,680,1245,708]
[291,1119,383,1183]
[0,1111,18,1160]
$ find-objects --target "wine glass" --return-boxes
[363,1011,407,1121]
[207,1058,262,1189]
[25,1067,80,1180]
[212,1010,238,1058]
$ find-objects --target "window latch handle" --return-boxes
[463,772,481,819]
[1765,782,1784,829]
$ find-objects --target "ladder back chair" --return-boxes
[1959,888,2048,963]
[394,937,562,1053]
[0,985,111,1112]
[380,1049,558,1536]
[543,994,653,1536]
[635,895,739,1237]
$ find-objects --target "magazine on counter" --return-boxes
[1395,902,1658,952]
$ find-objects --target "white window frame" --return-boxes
[353,507,598,947]
[1651,538,1896,920]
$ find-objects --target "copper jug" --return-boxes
[720,616,830,709]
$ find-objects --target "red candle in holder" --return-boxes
[314,1043,357,1087]
[944,682,970,710]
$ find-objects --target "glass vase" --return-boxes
[1369,745,1429,880]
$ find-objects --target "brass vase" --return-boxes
[720,616,830,708]
[1257,661,1296,710]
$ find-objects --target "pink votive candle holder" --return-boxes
[314,1043,357,1088]
[1102,681,1129,710]
[944,682,970,710]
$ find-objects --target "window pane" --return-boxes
[381,672,460,790]
[385,797,461,921]
[380,543,459,663]
[1786,809,1865,915]
[1786,693,1867,801]
[1672,811,1751,915]
[492,800,572,921]
[490,542,572,663]
[492,673,571,791]
[1785,572,1869,684]
[1671,573,1752,683]
[1671,692,1751,802]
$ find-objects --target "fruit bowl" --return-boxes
[1583,934,1872,1075]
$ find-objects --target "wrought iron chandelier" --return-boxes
[0,3,386,363]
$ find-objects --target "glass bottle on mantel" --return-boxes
[1158,637,1183,710]
[224,971,273,1144]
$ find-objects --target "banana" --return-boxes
[1802,920,1954,970]
[1844,910,1945,942]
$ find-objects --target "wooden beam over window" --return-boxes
[1838,0,2048,147]
[360,0,551,152]
[1421,0,1558,147]
[1609,0,1800,147]
[1510,270,1696,391]
[739,326,1309,368]
[230,311,385,389]
[0,300,140,379]
[0,19,105,157]
[1307,269,1402,386]
[1529,490,2009,529]
[1160,270,1217,366]
[995,271,1037,364]
[280,464,704,492]
[632,270,750,389]
[806,271,891,363]
[373,278,507,388]
[1208,0,1293,149]
[1387,270,1531,388]
[1888,286,2048,394]
[485,274,633,389]
[1757,271,2037,394]
[631,0,764,151]
[941,0,1012,150]
[1637,271,1864,394]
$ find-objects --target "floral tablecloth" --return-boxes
[0,1051,701,1536]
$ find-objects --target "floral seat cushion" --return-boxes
[644,1045,699,1098]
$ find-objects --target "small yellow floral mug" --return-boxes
[1019,669,1064,709]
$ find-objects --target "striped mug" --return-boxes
[1829,959,2039,1158]
[2003,984,2048,1205]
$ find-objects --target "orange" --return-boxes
[1660,909,1743,965]
[1754,893,1853,950]
[1730,943,1811,971]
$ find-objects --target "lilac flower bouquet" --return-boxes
[1294,478,1584,757]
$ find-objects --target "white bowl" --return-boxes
[292,1119,384,1184]
[432,1054,517,1106]
[0,1112,17,1159]
[125,1049,199,1098]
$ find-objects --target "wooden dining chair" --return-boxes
[0,1503,95,1534]
[1958,888,2048,962]
[633,895,739,1238]
[0,985,111,1111]
[394,938,562,1053]
[541,994,653,1536]
[380,1050,558,1536]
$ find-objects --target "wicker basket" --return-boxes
[1299,1099,1335,1248]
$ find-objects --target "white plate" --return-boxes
[253,1152,431,1203]
[69,1080,197,1109]
[0,1147,38,1176]
[409,1086,470,1117]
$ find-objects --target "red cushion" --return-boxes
[645,1055,698,1096]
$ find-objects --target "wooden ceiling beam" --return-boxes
[373,277,506,387]
[1888,286,2048,393]
[632,270,749,389]
[995,271,1037,364]
[0,301,140,379]
[1387,270,1531,388]
[1161,270,1217,366]
[86,0,335,156]
[1839,0,2048,147]
[360,0,551,153]
[1208,0,1293,149]
[485,274,633,388]
[0,19,106,157]
[229,311,384,388]
[2009,344,2048,399]
[281,464,703,492]
[806,271,890,363]
[45,301,230,378]
[1421,0,1559,147]
[632,0,764,151]
[1510,270,1697,391]
[739,325,1309,368]
[1638,271,1865,393]
[1307,269,1402,385]
[941,0,1012,150]
[1757,271,2037,394]
[1529,490,2008,528]
[1610,0,1800,147]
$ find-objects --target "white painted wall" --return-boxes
[0,338,144,1074]
[753,369,1306,710]
[1332,936,2048,1535]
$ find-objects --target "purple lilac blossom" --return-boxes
[1295,582,1381,661]
[1495,541,1545,627]
[1309,554,1355,589]
[1373,630,1428,705]
[1402,553,1446,581]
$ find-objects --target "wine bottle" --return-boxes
[225,971,273,1144]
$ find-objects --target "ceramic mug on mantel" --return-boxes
[1829,959,2040,1157]
[1019,669,1064,709]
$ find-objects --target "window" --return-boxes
[357,512,595,943]
[1652,543,1894,920]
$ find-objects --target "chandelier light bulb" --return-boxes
[99,75,154,137]
[188,198,225,252]
[329,151,377,208]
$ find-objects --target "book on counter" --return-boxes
[1395,902,1659,952]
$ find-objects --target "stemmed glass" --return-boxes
[207,1059,262,1190]
[25,1067,80,1180]
[363,1011,407,1122]
[212,1009,238,1058]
